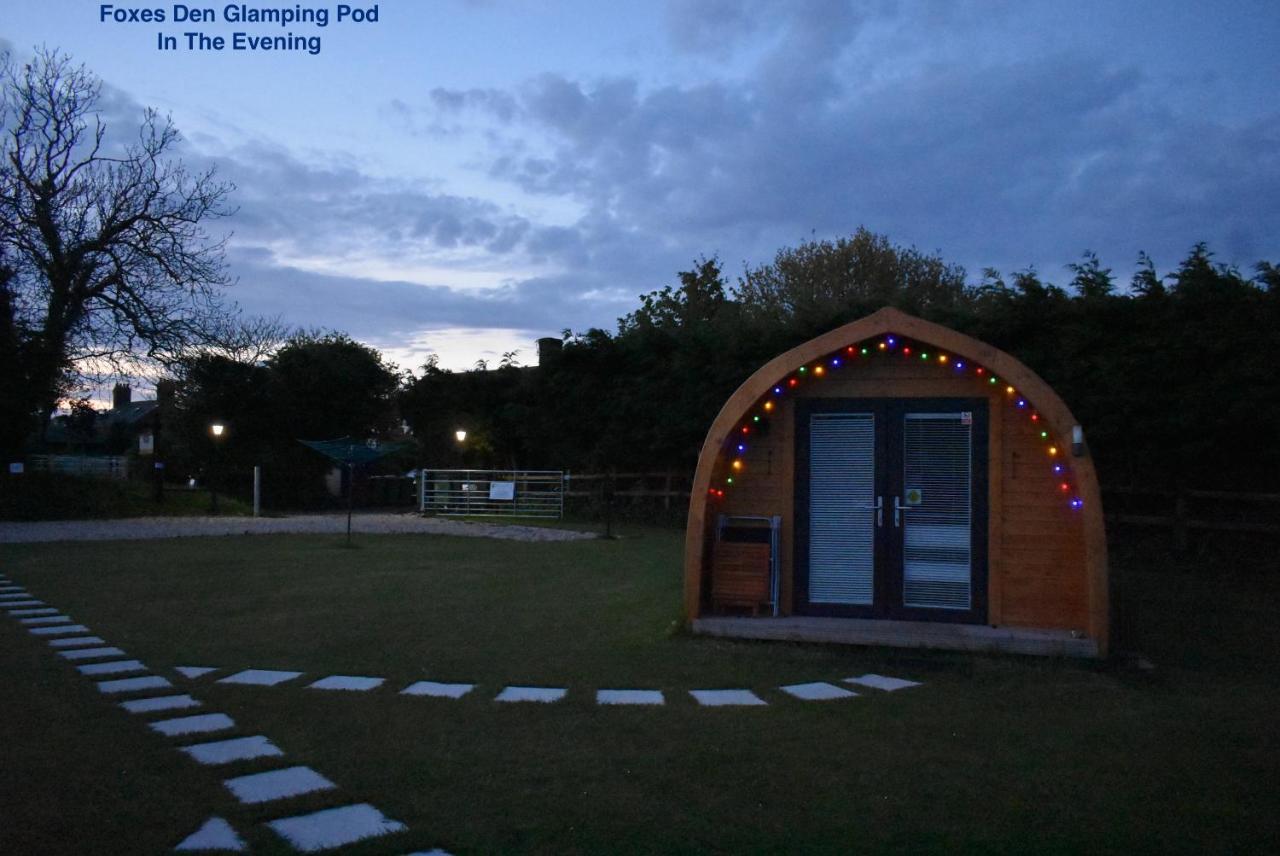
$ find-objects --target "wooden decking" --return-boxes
[691,615,1100,658]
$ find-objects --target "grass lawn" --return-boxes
[1,529,1278,854]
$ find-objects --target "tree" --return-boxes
[0,48,235,443]
[618,256,728,332]
[733,227,969,333]
[267,331,401,441]
[1067,250,1115,299]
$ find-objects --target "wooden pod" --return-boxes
[684,307,1108,657]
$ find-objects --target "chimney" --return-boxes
[155,380,177,406]
[537,337,563,369]
[112,383,132,410]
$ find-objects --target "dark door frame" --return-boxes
[794,397,989,624]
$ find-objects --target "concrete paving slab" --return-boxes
[7,607,57,616]
[97,675,173,694]
[175,816,247,852]
[844,673,922,692]
[266,803,406,852]
[120,694,202,714]
[30,623,89,635]
[180,735,284,766]
[175,666,218,679]
[59,646,126,661]
[217,669,303,687]
[223,765,335,805]
[47,635,105,647]
[495,686,567,703]
[596,689,665,705]
[150,712,236,737]
[19,614,72,625]
[308,675,385,692]
[690,689,768,707]
[400,680,474,699]
[779,682,859,701]
[77,659,148,676]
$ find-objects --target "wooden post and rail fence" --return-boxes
[566,473,1280,539]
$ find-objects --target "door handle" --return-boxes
[854,496,884,527]
[893,496,908,527]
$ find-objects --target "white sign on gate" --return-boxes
[489,480,516,500]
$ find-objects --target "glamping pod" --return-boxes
[683,307,1108,657]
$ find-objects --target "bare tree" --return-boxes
[200,312,294,365]
[0,47,235,441]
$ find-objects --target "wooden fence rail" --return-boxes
[563,474,1280,537]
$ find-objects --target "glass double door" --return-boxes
[795,399,988,623]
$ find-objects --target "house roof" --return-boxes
[42,399,159,445]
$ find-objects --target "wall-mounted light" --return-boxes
[210,422,225,439]
[455,429,467,443]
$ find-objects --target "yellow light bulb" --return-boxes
[732,460,743,471]
[764,401,774,412]
[1048,446,1058,457]
[1006,385,1015,394]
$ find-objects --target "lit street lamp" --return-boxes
[455,429,467,443]
[209,421,226,514]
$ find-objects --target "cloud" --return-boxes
[411,12,1280,282]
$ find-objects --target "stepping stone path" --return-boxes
[59,646,127,661]
[690,689,768,707]
[223,765,336,804]
[20,614,72,625]
[120,694,202,714]
[97,675,173,694]
[150,713,236,737]
[2,587,425,855]
[2,579,924,853]
[30,624,89,635]
[218,669,303,686]
[47,635,105,647]
[845,673,922,692]
[308,675,385,692]
[267,803,407,852]
[401,680,474,699]
[780,682,858,701]
[495,686,567,703]
[597,689,665,705]
[77,659,147,676]
[181,735,284,766]
[175,817,247,852]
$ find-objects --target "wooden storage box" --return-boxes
[711,542,772,613]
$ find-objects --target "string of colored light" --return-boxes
[710,333,1083,510]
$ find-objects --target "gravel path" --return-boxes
[0,513,598,544]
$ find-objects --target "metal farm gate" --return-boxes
[418,469,564,519]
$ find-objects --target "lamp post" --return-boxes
[209,422,226,514]
[454,429,468,513]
